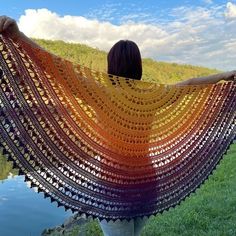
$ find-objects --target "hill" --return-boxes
[34,39,220,84]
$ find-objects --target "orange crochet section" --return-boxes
[0,35,235,221]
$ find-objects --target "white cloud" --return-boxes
[85,3,121,22]
[225,2,236,19]
[18,9,168,52]
[203,0,213,4]
[17,6,236,71]
[0,196,8,201]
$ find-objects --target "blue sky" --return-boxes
[1,0,230,23]
[1,0,236,70]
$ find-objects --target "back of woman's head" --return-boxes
[107,40,142,80]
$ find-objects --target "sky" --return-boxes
[1,0,236,71]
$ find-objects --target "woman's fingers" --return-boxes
[229,70,236,81]
[0,16,10,33]
[231,70,236,79]
[0,16,7,33]
[233,71,236,81]
[3,18,15,31]
[0,16,19,39]
[224,70,236,81]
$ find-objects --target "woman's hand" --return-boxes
[0,15,20,39]
[0,15,44,50]
[223,70,236,81]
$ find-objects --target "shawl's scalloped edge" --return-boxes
[0,136,235,223]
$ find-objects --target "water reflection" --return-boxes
[0,155,73,236]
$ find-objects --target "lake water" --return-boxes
[0,173,73,236]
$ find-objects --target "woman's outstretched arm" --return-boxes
[175,71,236,86]
[0,15,44,50]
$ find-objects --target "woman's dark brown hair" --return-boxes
[107,40,142,80]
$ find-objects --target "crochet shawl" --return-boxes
[0,35,235,222]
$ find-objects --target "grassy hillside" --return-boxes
[34,39,220,84]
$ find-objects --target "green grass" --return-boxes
[34,38,219,84]
[67,143,236,236]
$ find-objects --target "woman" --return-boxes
[0,16,235,236]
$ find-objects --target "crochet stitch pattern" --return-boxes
[0,35,235,222]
